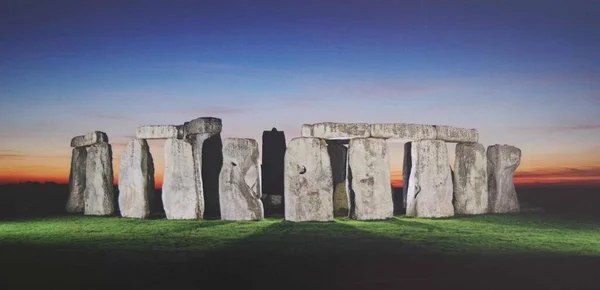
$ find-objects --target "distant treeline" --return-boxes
[0,182,598,219]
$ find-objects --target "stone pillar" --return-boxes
[118,139,155,219]
[162,138,200,219]
[487,144,521,213]
[261,128,286,215]
[66,147,87,213]
[284,137,334,222]
[327,140,350,217]
[84,143,115,216]
[453,143,488,215]
[402,142,412,211]
[348,138,393,220]
[184,117,223,219]
[219,138,263,221]
[405,140,454,218]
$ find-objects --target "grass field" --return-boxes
[1,213,600,289]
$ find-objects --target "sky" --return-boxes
[1,0,599,188]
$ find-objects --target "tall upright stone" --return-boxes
[118,139,155,219]
[348,138,393,220]
[162,138,200,219]
[219,138,264,221]
[405,140,454,218]
[284,137,334,222]
[327,140,349,217]
[66,147,87,213]
[184,117,223,219]
[84,143,115,216]
[453,143,488,215]
[402,142,412,211]
[261,128,286,214]
[487,144,521,214]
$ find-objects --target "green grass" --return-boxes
[1,213,599,289]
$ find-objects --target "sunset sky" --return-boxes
[1,0,599,187]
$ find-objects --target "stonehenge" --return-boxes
[487,144,522,214]
[219,138,263,221]
[67,120,521,222]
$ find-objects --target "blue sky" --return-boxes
[0,0,599,184]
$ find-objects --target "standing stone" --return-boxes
[185,117,223,219]
[327,140,349,217]
[453,143,488,215]
[66,147,87,213]
[405,140,454,218]
[118,139,155,219]
[348,138,393,220]
[261,128,286,208]
[162,138,200,219]
[84,143,115,216]
[219,138,263,221]
[284,137,334,222]
[487,144,521,213]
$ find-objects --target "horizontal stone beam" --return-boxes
[434,125,478,143]
[70,131,108,148]
[136,125,183,139]
[183,117,222,137]
[370,123,436,140]
[301,122,370,139]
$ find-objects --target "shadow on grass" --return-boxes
[1,218,599,289]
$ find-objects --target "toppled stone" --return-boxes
[84,143,115,216]
[405,140,454,218]
[162,138,201,219]
[189,132,223,219]
[327,141,349,217]
[66,147,87,213]
[370,123,436,140]
[118,139,155,218]
[261,128,286,197]
[487,144,521,214]
[284,137,334,222]
[219,138,263,221]
[183,117,222,137]
[435,125,478,143]
[301,122,370,139]
[70,131,108,148]
[453,143,488,215]
[135,125,183,139]
[348,138,393,220]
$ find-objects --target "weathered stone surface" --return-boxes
[135,125,183,139]
[301,122,370,139]
[284,137,334,222]
[261,128,286,197]
[327,141,349,217]
[189,133,223,218]
[405,140,454,218]
[370,123,436,140]
[348,138,393,220]
[70,131,108,148]
[219,138,263,221]
[435,125,478,143]
[162,139,201,219]
[66,147,87,213]
[453,143,488,215]
[487,144,521,214]
[118,139,155,218]
[84,143,115,216]
[183,117,222,137]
